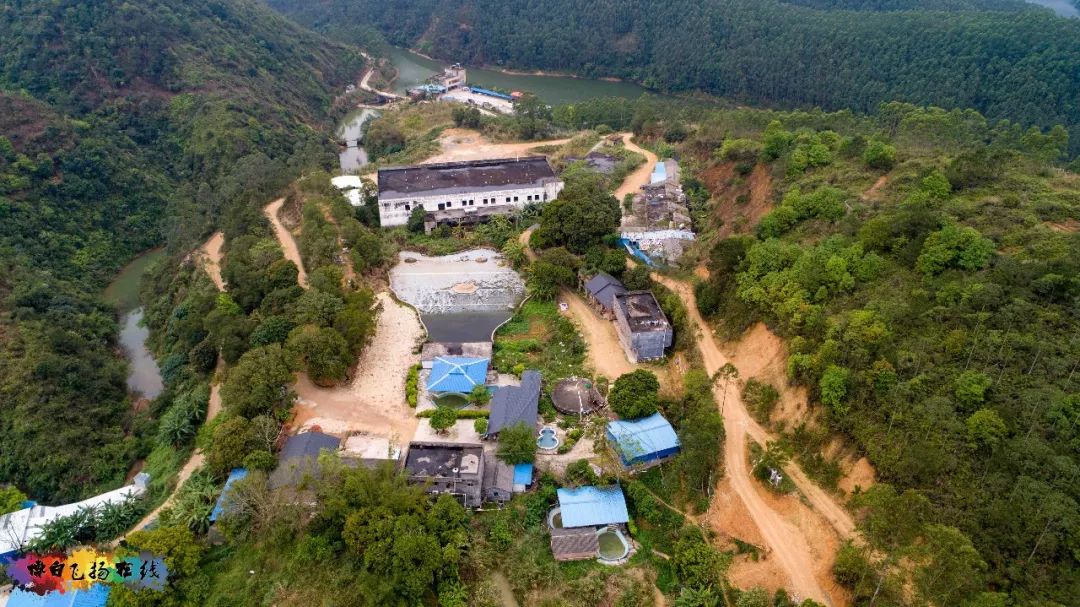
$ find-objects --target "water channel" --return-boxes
[337,107,379,173]
[103,249,166,400]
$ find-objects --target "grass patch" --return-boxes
[494,299,586,382]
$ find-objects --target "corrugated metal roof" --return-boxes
[487,370,541,434]
[427,356,489,394]
[557,486,629,527]
[7,585,110,607]
[209,468,248,523]
[606,413,680,461]
[513,463,534,486]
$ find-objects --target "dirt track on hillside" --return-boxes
[265,198,308,288]
[614,133,657,202]
[653,275,855,605]
[200,231,226,290]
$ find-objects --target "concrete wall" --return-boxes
[379,181,563,226]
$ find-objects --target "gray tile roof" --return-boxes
[280,432,340,460]
[550,527,599,560]
[487,370,541,435]
[378,157,558,199]
[584,273,627,311]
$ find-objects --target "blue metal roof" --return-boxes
[7,585,110,607]
[209,468,248,522]
[606,413,680,462]
[513,463,534,486]
[557,486,629,527]
[427,356,489,394]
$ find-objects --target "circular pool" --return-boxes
[596,528,630,562]
[537,426,560,450]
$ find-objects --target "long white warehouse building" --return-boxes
[376,157,564,231]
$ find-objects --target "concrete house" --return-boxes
[582,272,627,319]
[404,442,486,507]
[377,157,564,231]
[612,291,673,363]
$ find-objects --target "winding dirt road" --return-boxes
[614,133,658,201]
[264,198,308,288]
[653,275,856,604]
[199,231,226,291]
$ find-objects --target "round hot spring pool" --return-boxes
[597,529,630,562]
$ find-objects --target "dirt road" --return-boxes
[291,292,423,442]
[422,128,571,165]
[614,133,658,201]
[264,198,308,288]
[654,275,857,602]
[200,231,226,290]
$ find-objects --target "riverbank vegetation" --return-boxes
[270,0,1080,155]
[0,0,364,505]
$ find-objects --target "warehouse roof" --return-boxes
[583,272,627,311]
[378,157,558,199]
[557,486,629,528]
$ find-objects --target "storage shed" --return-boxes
[556,486,629,528]
[606,413,681,468]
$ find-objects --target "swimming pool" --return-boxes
[537,427,560,450]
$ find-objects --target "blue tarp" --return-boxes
[209,468,248,522]
[606,413,681,467]
[557,486,629,528]
[7,585,110,607]
[513,463,534,487]
[650,162,667,184]
[617,238,656,267]
[427,356,489,394]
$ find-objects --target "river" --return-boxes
[338,107,379,173]
[387,47,651,105]
[1025,0,1079,17]
[103,249,166,400]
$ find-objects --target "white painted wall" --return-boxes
[379,180,563,226]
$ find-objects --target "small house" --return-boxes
[484,370,541,438]
[550,527,601,561]
[606,413,681,468]
[556,486,630,528]
[612,291,673,363]
[405,442,486,508]
[426,356,490,396]
[270,431,341,491]
[583,272,627,319]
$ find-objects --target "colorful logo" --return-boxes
[4,548,168,595]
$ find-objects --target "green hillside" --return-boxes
[267,0,1080,155]
[0,0,362,503]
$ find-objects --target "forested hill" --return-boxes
[268,0,1080,155]
[0,0,361,502]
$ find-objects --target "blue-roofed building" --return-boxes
[426,356,489,395]
[513,463,534,492]
[606,413,681,468]
[209,468,248,523]
[556,486,629,528]
[6,584,110,607]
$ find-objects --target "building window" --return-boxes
[505,197,511,203]
[405,204,411,211]
[383,203,390,209]
[438,203,445,210]
[514,196,519,202]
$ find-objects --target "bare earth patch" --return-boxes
[1046,218,1080,233]
[290,292,423,443]
[264,197,308,288]
[199,231,226,291]
[421,128,571,165]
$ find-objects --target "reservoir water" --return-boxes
[104,249,166,400]
[387,47,651,105]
